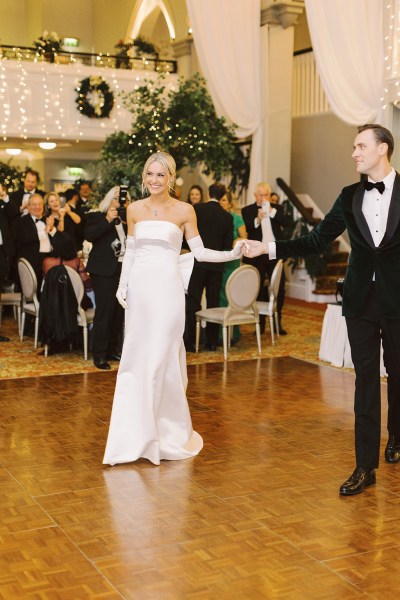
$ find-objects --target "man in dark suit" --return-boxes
[10,168,45,215]
[17,194,64,292]
[242,182,290,334]
[76,181,93,248]
[0,183,19,341]
[184,183,233,352]
[8,168,45,286]
[245,124,400,496]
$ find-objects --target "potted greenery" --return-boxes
[93,73,249,199]
[114,36,158,68]
[33,30,62,62]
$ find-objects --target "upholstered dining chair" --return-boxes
[195,265,261,360]
[256,259,284,346]
[64,265,95,360]
[18,258,40,347]
[0,290,22,335]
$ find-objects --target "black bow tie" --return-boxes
[364,180,385,194]
[34,217,44,223]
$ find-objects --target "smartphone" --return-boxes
[262,201,269,213]
[60,197,66,208]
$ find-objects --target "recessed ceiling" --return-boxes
[0,138,104,159]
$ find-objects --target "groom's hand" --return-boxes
[244,240,269,258]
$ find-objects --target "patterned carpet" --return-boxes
[0,299,327,379]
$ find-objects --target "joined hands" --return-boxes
[243,240,269,258]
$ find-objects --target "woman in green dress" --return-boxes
[218,192,247,343]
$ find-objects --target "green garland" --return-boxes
[75,76,114,119]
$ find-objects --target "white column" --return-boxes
[260,1,304,191]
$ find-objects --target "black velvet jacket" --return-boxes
[275,174,400,318]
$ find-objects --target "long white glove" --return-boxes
[116,235,136,309]
[187,235,247,262]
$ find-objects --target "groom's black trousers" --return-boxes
[346,283,400,470]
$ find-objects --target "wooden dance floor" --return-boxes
[1,356,399,599]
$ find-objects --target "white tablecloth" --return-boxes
[319,303,387,376]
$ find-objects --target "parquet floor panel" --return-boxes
[0,356,399,598]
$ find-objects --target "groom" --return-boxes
[245,124,400,496]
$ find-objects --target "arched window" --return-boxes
[127,0,176,41]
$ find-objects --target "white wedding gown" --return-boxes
[103,220,203,466]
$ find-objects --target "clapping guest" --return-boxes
[17,194,65,291]
[44,192,66,231]
[85,186,127,370]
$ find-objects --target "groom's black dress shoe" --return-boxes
[0,335,10,342]
[339,467,376,496]
[94,360,111,370]
[385,435,400,463]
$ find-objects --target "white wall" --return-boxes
[291,114,358,214]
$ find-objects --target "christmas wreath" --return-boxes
[75,76,114,119]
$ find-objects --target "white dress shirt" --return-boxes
[32,215,52,253]
[253,204,277,244]
[268,168,396,261]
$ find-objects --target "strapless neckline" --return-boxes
[135,220,182,234]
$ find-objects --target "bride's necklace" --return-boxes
[148,199,171,217]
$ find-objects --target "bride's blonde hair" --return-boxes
[141,151,176,196]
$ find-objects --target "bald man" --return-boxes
[242,182,291,334]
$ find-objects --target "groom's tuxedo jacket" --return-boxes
[275,174,400,319]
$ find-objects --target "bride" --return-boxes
[103,152,246,466]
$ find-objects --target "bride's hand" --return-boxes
[232,239,249,258]
[116,286,128,309]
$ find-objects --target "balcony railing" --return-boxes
[0,44,177,73]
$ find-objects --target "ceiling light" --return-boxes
[39,142,57,150]
[6,148,22,155]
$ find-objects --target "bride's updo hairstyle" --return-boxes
[141,151,176,196]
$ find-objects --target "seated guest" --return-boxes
[8,168,45,286]
[17,194,65,292]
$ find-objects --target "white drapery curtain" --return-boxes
[305,0,384,125]
[186,0,262,199]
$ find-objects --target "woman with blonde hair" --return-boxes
[103,152,247,466]
[44,191,81,235]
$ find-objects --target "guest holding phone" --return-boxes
[85,186,128,369]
